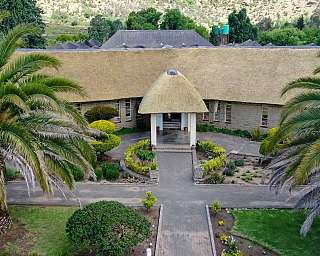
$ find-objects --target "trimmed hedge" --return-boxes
[101,162,120,181]
[66,201,151,256]
[84,105,118,123]
[91,134,121,153]
[197,124,251,139]
[124,139,158,176]
[89,120,116,134]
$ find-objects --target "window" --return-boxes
[202,100,210,121]
[125,99,132,121]
[225,103,232,123]
[261,106,269,127]
[115,100,121,122]
[213,101,221,122]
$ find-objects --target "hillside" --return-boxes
[37,0,320,27]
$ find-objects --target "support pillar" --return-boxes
[156,113,163,131]
[181,113,188,131]
[151,114,157,147]
[190,113,197,147]
[187,113,191,132]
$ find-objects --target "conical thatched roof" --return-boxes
[138,69,208,114]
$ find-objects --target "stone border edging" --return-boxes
[155,204,163,256]
[205,204,217,256]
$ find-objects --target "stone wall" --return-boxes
[197,100,281,132]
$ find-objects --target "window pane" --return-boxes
[125,99,131,120]
[225,104,231,123]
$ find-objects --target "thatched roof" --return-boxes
[101,30,213,49]
[16,47,319,106]
[139,69,208,114]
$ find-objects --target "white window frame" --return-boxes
[202,100,210,121]
[225,103,232,123]
[115,100,121,123]
[261,105,269,128]
[125,99,132,121]
[213,101,221,122]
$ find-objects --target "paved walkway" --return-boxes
[6,132,299,256]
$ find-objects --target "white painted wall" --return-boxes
[150,114,157,146]
[190,113,197,146]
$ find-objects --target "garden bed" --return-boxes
[0,205,160,256]
[196,141,271,185]
[211,209,278,256]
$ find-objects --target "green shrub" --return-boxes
[250,127,263,141]
[197,124,251,138]
[66,201,151,256]
[101,162,120,181]
[4,166,19,181]
[124,139,158,176]
[71,165,84,181]
[91,134,121,154]
[94,167,103,181]
[223,161,236,176]
[259,127,280,155]
[258,27,306,46]
[85,106,118,123]
[137,149,155,161]
[234,159,245,167]
[89,120,116,134]
[142,191,157,211]
[197,140,226,158]
[206,171,225,184]
[55,33,88,43]
[202,156,226,175]
[211,200,222,214]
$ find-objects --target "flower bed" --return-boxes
[124,139,158,176]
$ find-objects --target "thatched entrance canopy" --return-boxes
[138,69,208,114]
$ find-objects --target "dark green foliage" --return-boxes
[234,159,245,167]
[84,105,118,123]
[206,172,225,184]
[0,0,46,48]
[137,149,155,161]
[209,25,220,46]
[228,8,258,43]
[101,162,120,181]
[223,161,236,176]
[88,15,124,43]
[70,165,84,182]
[94,167,103,181]
[4,166,19,181]
[295,16,305,30]
[126,8,162,30]
[65,201,151,256]
[194,24,209,39]
[115,127,142,135]
[197,124,251,138]
[55,33,88,43]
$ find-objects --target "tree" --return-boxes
[228,8,258,43]
[160,9,195,30]
[256,17,273,32]
[309,9,320,29]
[258,27,305,46]
[269,54,320,236]
[0,0,46,48]
[295,15,305,30]
[126,8,162,30]
[209,25,220,46]
[88,15,124,43]
[0,25,96,218]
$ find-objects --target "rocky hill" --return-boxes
[37,0,320,27]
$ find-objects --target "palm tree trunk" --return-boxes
[0,152,8,212]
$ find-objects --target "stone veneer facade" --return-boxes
[77,98,281,132]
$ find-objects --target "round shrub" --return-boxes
[4,166,19,181]
[85,106,118,123]
[71,165,84,181]
[89,120,116,134]
[202,156,226,175]
[91,134,121,154]
[65,201,151,256]
[102,162,120,181]
[94,167,103,181]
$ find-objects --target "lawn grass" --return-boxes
[6,205,78,256]
[232,209,320,256]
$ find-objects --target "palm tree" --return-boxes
[0,25,96,222]
[269,53,320,236]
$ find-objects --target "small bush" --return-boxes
[71,165,84,181]
[137,149,155,161]
[142,191,157,211]
[66,201,151,256]
[4,166,19,181]
[101,162,120,181]
[94,167,103,181]
[207,171,225,184]
[211,200,222,214]
[234,159,245,167]
[259,127,280,155]
[223,161,236,176]
[197,124,251,138]
[197,140,226,158]
[250,127,263,141]
[202,156,226,175]
[91,134,121,154]
[89,120,116,134]
[85,106,118,123]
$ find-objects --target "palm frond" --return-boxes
[300,204,320,236]
[281,77,320,97]
[42,77,85,96]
